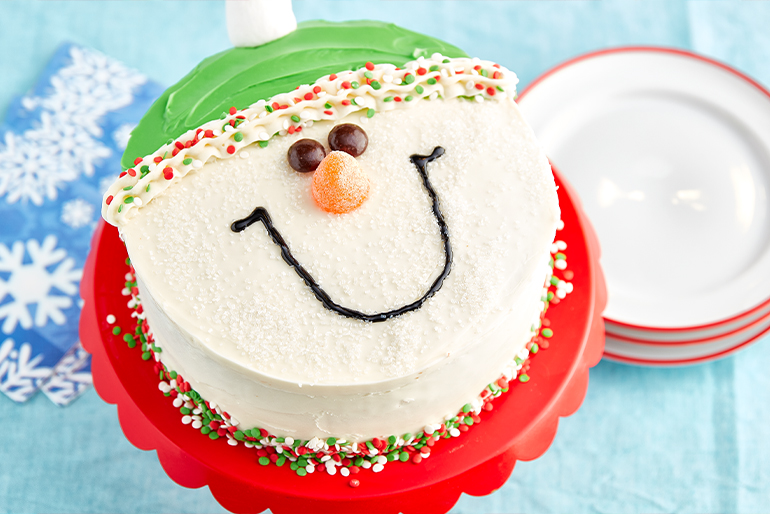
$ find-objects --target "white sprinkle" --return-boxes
[327,464,337,475]
[321,455,331,462]
[554,259,567,270]
[429,92,439,101]
[557,219,565,230]
[227,439,238,446]
[306,464,315,474]
[106,314,116,324]
[285,437,294,445]
[556,240,567,250]
[282,120,290,130]
[475,94,484,103]
[181,415,192,425]
[450,428,461,437]
[376,455,387,465]
[382,74,393,83]
[362,461,372,469]
[158,382,170,393]
[224,124,234,133]
[372,463,384,473]
[192,160,203,168]
[172,397,183,408]
[239,151,249,159]
[566,283,574,293]
[192,420,202,429]
[556,289,567,299]
[259,131,270,141]
[340,467,350,477]
[318,91,327,97]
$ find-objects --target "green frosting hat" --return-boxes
[123,20,468,169]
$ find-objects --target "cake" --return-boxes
[102,19,563,476]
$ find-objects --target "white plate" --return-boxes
[602,309,770,366]
[518,48,770,329]
[604,296,770,343]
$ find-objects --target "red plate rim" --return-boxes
[604,307,770,346]
[603,322,770,367]
[519,45,770,334]
[80,167,606,513]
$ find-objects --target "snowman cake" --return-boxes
[102,18,561,474]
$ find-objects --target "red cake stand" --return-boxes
[80,167,606,514]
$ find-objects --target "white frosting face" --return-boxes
[120,97,559,439]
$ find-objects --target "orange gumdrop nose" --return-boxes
[311,151,370,214]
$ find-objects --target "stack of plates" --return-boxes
[518,47,770,365]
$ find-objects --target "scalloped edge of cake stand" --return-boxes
[80,166,606,514]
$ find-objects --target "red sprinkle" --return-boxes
[171,148,179,157]
[417,67,427,76]
[106,195,113,205]
[475,84,484,90]
[484,402,494,412]
[365,61,375,71]
[256,449,267,457]
[304,92,314,101]
[349,479,360,488]
[217,428,227,437]
[497,378,508,389]
[175,141,184,150]
[329,73,338,80]
[313,85,322,94]
[295,126,302,132]
[209,420,220,430]
[324,110,333,115]
[229,106,237,115]
[133,157,143,165]
[204,129,214,138]
[163,167,174,180]
[394,96,402,102]
[153,156,163,163]
[487,86,496,96]
[294,97,302,104]
[288,126,296,135]
[459,424,469,432]
[119,171,127,178]
[272,102,280,110]
[493,71,502,79]
[341,81,352,89]
[349,466,360,474]
[474,65,482,71]
[270,454,280,463]
[411,454,422,464]
[227,145,236,154]
[127,168,136,177]
[341,99,351,106]
[185,140,193,148]
[433,75,441,81]
[563,270,574,280]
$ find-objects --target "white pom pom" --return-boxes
[226,0,297,48]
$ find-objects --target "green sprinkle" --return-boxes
[364,71,373,79]
[531,343,540,354]
[124,196,134,204]
[551,276,560,286]
[351,81,360,89]
[370,80,382,90]
[481,69,489,77]
[122,334,132,344]
[366,108,375,118]
[443,58,451,63]
[290,462,299,471]
[127,339,136,349]
[290,115,301,123]
[519,374,531,383]
[399,452,410,462]
[292,439,302,448]
[514,356,523,365]
[112,327,121,336]
[117,204,122,213]
[180,407,191,415]
[404,74,415,84]
[354,457,364,467]
[298,457,308,467]
[220,112,227,120]
[462,403,472,413]
[265,105,273,113]
[209,432,219,440]
[429,65,440,72]
[259,456,270,466]
[555,252,567,260]
[140,165,150,173]
[326,437,337,446]
[405,95,413,102]
[427,78,437,85]
[547,291,555,301]
[497,85,505,92]
[415,85,424,94]
[166,138,174,145]
[541,328,554,338]
[145,184,150,193]
[296,468,307,477]
[365,441,375,451]
[388,435,397,445]
[275,437,285,443]
[276,456,286,467]
[325,102,332,109]
[169,371,177,379]
[464,416,474,426]
[387,452,397,462]
[412,47,428,59]
[384,96,393,102]
[122,186,133,191]
[141,351,151,361]
[181,158,191,166]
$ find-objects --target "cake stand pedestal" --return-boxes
[80,168,606,514]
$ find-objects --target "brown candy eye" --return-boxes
[287,139,327,173]
[328,124,368,157]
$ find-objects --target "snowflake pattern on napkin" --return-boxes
[0,43,163,404]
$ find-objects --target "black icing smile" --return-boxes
[231,146,451,322]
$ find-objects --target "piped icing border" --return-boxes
[102,54,518,226]
[107,222,572,484]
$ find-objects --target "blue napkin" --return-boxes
[0,43,163,404]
